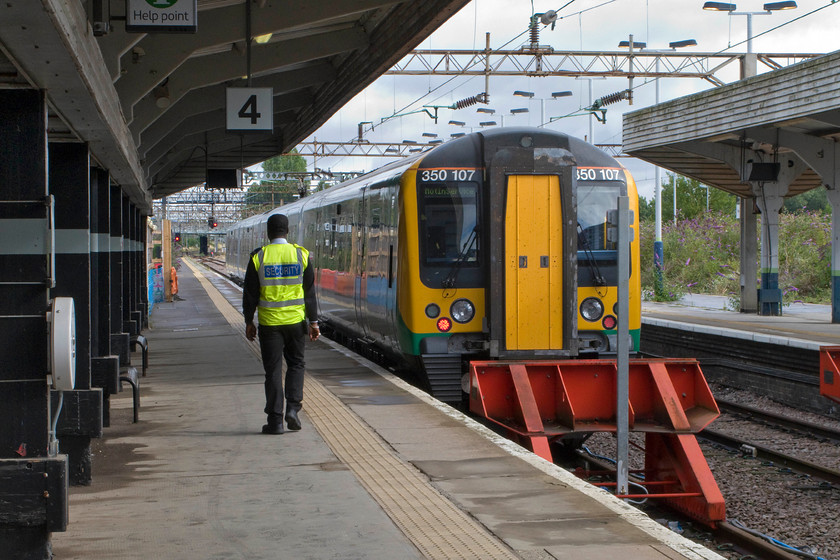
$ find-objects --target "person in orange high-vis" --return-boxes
[170,266,178,294]
[243,214,319,435]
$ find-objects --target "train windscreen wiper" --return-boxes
[577,222,606,286]
[441,225,478,289]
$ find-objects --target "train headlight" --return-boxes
[580,297,604,322]
[450,299,475,323]
[425,303,441,318]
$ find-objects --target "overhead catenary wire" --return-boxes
[330,0,615,170]
[322,0,837,172]
[356,0,613,141]
[622,1,839,104]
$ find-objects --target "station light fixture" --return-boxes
[703,1,796,10]
[702,2,736,10]
[510,108,529,114]
[450,132,466,138]
[479,121,497,127]
[421,132,438,138]
[476,107,495,114]
[551,91,573,98]
[448,120,466,126]
[513,90,535,98]
[428,139,444,144]
[764,1,797,9]
[669,39,698,48]
[617,40,647,49]
[703,0,796,57]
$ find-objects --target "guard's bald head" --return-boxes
[267,214,289,238]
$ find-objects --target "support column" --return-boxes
[49,142,103,486]
[0,89,68,558]
[110,186,129,365]
[134,207,148,328]
[90,170,119,427]
[739,197,758,313]
[122,196,136,337]
[827,188,840,324]
[753,184,787,316]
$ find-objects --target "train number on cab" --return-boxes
[575,167,624,182]
[420,169,477,182]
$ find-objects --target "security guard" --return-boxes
[243,213,319,434]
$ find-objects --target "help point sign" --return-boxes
[126,0,197,33]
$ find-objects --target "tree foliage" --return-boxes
[639,210,831,304]
[639,173,737,223]
[244,151,307,215]
[783,186,830,213]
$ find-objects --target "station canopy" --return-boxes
[0,0,470,211]
[623,51,840,198]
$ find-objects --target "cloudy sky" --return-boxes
[299,0,840,200]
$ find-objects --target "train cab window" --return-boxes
[418,183,481,288]
[577,184,623,286]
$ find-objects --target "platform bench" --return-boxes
[130,334,148,377]
[119,366,140,423]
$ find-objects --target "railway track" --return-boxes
[573,449,815,560]
[699,427,840,486]
[715,397,840,443]
[700,398,840,486]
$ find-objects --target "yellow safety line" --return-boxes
[183,257,519,559]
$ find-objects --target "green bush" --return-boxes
[639,210,832,304]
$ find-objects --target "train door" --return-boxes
[504,174,564,350]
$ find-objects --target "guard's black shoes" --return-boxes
[261,423,284,435]
[285,409,301,431]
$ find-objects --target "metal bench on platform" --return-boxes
[131,334,148,377]
[119,366,140,423]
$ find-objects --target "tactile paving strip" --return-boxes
[184,258,519,559]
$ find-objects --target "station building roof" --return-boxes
[0,0,469,212]
[622,50,840,198]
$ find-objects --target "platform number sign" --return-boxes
[226,88,273,132]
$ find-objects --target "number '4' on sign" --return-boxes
[226,87,273,131]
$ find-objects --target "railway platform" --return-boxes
[643,294,840,348]
[642,294,840,416]
[51,260,723,560]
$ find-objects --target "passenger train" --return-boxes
[227,128,641,402]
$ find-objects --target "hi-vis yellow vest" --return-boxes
[252,243,309,326]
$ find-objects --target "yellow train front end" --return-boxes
[575,167,642,354]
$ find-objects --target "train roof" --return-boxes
[228,127,622,233]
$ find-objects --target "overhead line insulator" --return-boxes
[452,93,488,110]
[598,90,629,107]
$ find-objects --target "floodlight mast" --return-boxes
[703,1,797,63]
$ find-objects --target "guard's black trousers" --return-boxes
[258,321,307,426]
